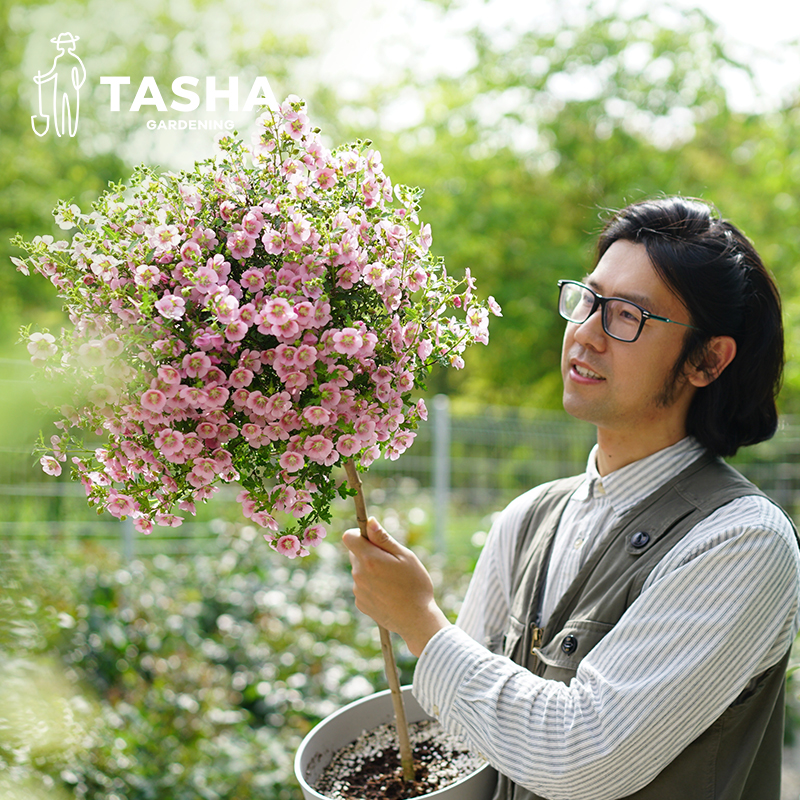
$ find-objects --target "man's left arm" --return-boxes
[344,501,800,800]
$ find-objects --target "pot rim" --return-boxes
[294,684,493,800]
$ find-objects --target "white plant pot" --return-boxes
[295,685,496,799]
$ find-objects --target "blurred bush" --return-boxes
[0,519,468,799]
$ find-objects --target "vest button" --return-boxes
[630,531,650,548]
[561,635,578,655]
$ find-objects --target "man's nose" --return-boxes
[573,305,607,349]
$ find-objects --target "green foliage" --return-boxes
[1,525,424,800]
[331,6,800,409]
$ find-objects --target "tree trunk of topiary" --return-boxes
[344,459,415,783]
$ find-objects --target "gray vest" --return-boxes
[494,452,795,800]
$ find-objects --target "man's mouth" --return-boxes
[573,363,604,380]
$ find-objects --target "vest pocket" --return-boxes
[532,619,615,683]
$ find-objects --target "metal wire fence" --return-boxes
[3,381,800,560]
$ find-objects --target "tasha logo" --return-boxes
[32,32,86,137]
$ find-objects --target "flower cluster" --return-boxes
[14,96,500,558]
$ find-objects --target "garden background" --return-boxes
[3,0,800,798]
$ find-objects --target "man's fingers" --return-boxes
[365,517,404,555]
[342,517,404,558]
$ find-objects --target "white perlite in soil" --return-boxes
[314,718,486,799]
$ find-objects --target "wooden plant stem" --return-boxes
[344,458,416,783]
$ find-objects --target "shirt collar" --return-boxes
[575,437,706,514]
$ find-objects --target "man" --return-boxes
[343,196,800,799]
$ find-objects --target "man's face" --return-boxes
[561,239,698,461]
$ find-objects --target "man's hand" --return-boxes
[342,517,451,657]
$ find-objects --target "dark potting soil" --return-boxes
[314,719,485,800]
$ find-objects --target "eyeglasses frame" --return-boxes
[557,280,701,343]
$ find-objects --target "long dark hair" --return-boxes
[597,196,784,458]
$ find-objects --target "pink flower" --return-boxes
[312,301,331,328]
[361,178,379,204]
[302,406,331,426]
[284,112,310,140]
[180,239,202,264]
[294,301,315,328]
[217,422,238,442]
[339,149,361,174]
[154,224,180,247]
[396,371,414,393]
[291,489,313,517]
[229,367,254,388]
[274,344,296,370]
[241,268,265,292]
[227,229,256,260]
[279,451,305,472]
[182,351,212,378]
[183,434,204,458]
[303,434,334,463]
[315,167,337,190]
[336,266,357,289]
[242,209,264,236]
[213,294,240,325]
[133,516,153,535]
[155,293,186,320]
[252,511,278,529]
[154,512,183,527]
[391,430,416,453]
[419,222,432,252]
[195,228,218,249]
[154,429,185,458]
[332,327,363,356]
[196,422,218,439]
[336,434,361,457]
[417,339,434,360]
[279,410,301,434]
[158,365,181,385]
[466,305,489,334]
[225,320,248,341]
[261,226,284,254]
[303,524,327,547]
[294,344,317,368]
[205,384,230,408]
[488,295,503,316]
[360,444,381,468]
[273,534,305,558]
[193,265,219,293]
[134,264,161,288]
[266,392,292,419]
[242,422,263,443]
[180,385,207,408]
[405,267,428,292]
[141,388,167,413]
[372,365,392,385]
[246,391,271,416]
[188,457,217,487]
[271,318,300,341]
[286,213,312,245]
[318,382,341,409]
[107,492,136,519]
[27,332,57,362]
[262,297,295,326]
[219,200,237,221]
[40,455,62,476]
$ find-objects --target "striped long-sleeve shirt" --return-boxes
[413,437,800,800]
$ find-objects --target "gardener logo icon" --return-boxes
[32,32,87,138]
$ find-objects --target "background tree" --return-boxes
[332,5,800,409]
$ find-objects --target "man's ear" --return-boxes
[687,336,737,388]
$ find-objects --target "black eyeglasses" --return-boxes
[557,280,700,343]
